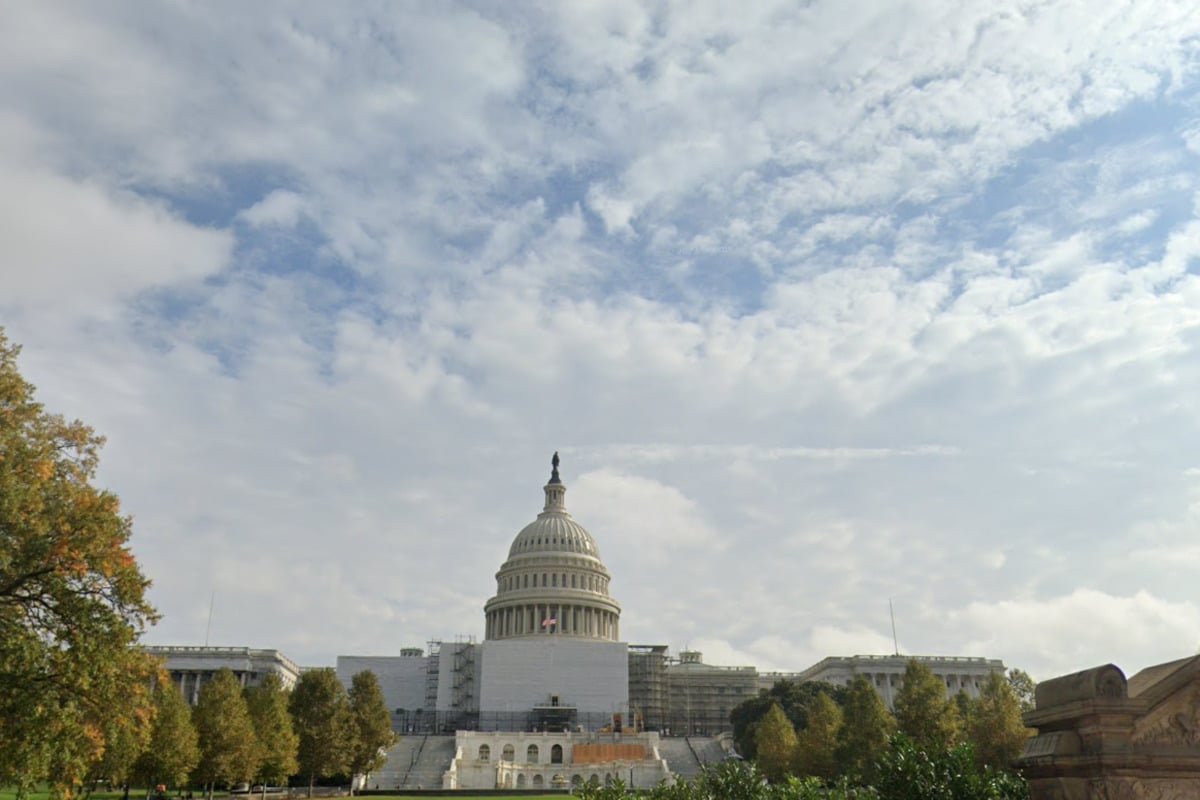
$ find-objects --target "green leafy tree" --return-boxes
[134,679,200,791]
[793,690,842,780]
[754,703,799,782]
[835,675,895,779]
[1007,669,1036,714]
[245,672,298,793]
[346,671,397,791]
[290,668,352,796]
[874,734,1029,800]
[0,329,160,798]
[893,660,958,750]
[193,669,258,798]
[731,680,848,759]
[966,672,1030,769]
[87,678,155,797]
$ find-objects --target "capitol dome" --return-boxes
[484,453,621,641]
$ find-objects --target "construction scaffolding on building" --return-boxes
[663,651,758,736]
[627,644,669,732]
[451,635,478,730]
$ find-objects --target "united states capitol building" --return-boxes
[151,454,1004,789]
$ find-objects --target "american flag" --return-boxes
[542,617,557,627]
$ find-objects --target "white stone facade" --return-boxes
[144,645,300,705]
[445,730,672,791]
[478,637,629,728]
[792,654,1006,710]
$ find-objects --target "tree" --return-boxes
[246,672,299,795]
[0,329,160,798]
[835,675,895,779]
[134,680,200,791]
[874,734,1029,800]
[793,690,842,780]
[731,680,847,759]
[893,660,958,750]
[1007,669,1036,714]
[193,669,258,798]
[966,671,1029,769]
[754,703,798,782]
[290,668,352,796]
[346,671,397,792]
[86,672,157,798]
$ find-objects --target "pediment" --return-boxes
[1131,658,1200,747]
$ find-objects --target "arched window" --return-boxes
[589,775,600,786]
[478,744,490,762]
[552,574,557,587]
[571,574,577,588]
[572,775,583,787]
[551,744,563,764]
[517,775,527,788]
[542,573,547,586]
[502,744,515,762]
[527,744,539,764]
[533,775,544,788]
[524,575,528,588]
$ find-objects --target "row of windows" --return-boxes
[478,743,564,764]
[517,533,592,552]
[501,571,608,594]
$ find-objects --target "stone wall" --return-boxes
[1017,656,1200,799]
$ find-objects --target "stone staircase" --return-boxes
[370,735,457,790]
[655,737,703,779]
[655,736,735,781]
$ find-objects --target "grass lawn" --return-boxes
[1,794,554,800]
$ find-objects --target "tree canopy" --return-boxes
[134,679,200,790]
[966,671,1030,769]
[731,679,848,759]
[246,672,299,789]
[193,669,259,795]
[1006,669,1037,714]
[0,328,159,797]
[290,668,352,795]
[893,660,959,750]
[754,703,799,783]
[793,690,842,780]
[346,670,397,789]
[835,675,895,779]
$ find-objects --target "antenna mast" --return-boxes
[889,598,899,656]
[204,589,215,647]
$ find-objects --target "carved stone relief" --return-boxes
[1133,684,1200,746]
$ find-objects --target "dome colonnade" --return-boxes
[483,453,621,642]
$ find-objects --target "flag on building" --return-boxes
[542,617,557,627]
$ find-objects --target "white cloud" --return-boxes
[238,190,307,229]
[953,590,1200,681]
[0,133,232,313]
[3,1,1200,682]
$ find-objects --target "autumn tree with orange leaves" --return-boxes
[0,329,160,799]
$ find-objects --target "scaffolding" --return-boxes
[627,644,669,732]
[424,640,441,719]
[452,634,476,711]
[663,651,758,736]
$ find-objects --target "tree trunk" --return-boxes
[307,776,313,799]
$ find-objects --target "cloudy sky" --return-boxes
[4,1,1200,683]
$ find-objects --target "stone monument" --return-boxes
[1018,655,1200,799]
